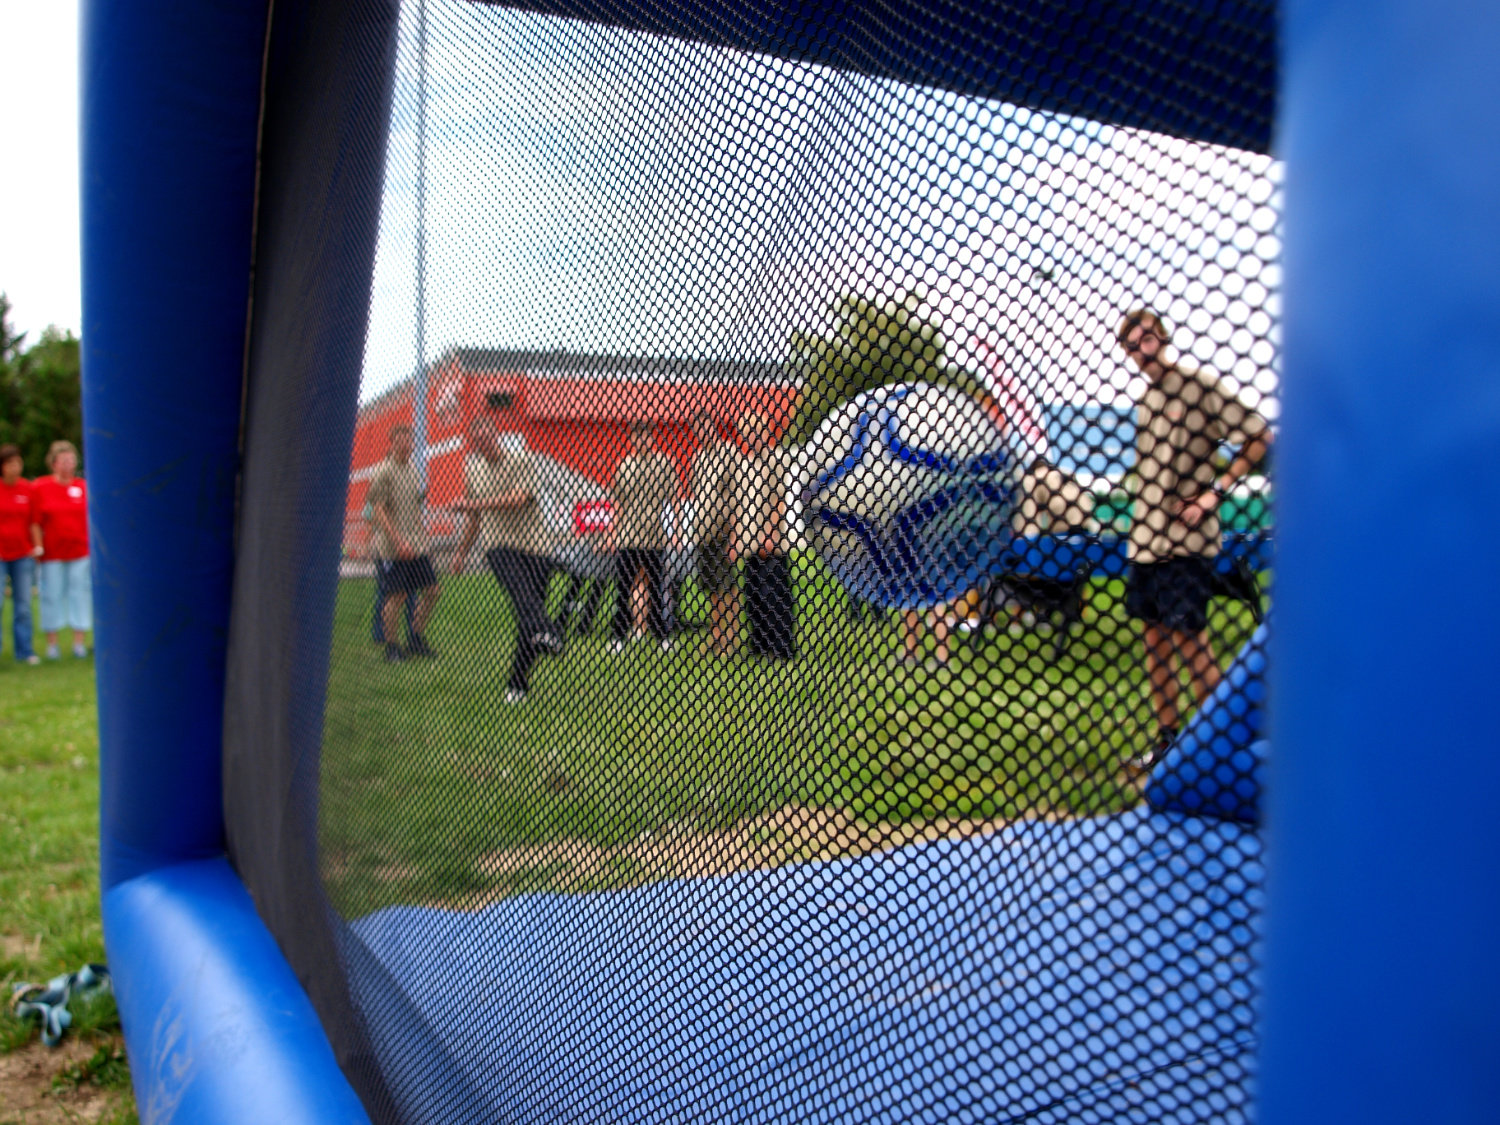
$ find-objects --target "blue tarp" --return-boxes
[1147,624,1269,825]
[348,808,1261,1123]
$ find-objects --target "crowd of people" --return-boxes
[0,440,93,665]
[365,405,800,703]
[363,307,1272,755]
[1,300,1269,774]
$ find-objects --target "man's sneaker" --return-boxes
[406,635,437,659]
[607,640,625,655]
[532,630,564,655]
[23,654,41,666]
[503,688,526,705]
[45,645,60,661]
[72,645,89,659]
[383,643,405,663]
[660,638,675,653]
[1128,726,1177,774]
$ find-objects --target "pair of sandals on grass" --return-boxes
[9,962,111,1047]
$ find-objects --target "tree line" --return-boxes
[0,293,82,475]
[785,291,995,445]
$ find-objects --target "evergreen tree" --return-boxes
[0,294,83,475]
[785,291,988,445]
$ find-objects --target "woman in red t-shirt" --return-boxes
[31,440,92,659]
[0,443,44,663]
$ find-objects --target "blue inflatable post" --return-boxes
[81,1,368,1118]
[1145,622,1267,824]
[1263,1,1500,1120]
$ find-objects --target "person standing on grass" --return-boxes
[735,413,796,661]
[368,494,414,648]
[0,445,42,665]
[899,607,951,668]
[368,425,441,663]
[30,441,92,660]
[688,410,741,654]
[452,417,560,705]
[608,421,677,654]
[1118,308,1271,764]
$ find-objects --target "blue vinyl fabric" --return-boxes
[1264,1,1500,1120]
[836,532,1271,609]
[1006,533,1270,584]
[1146,624,1268,824]
[506,0,1274,151]
[347,809,1261,1124]
[102,858,370,1124]
[80,0,266,890]
[80,1,374,1118]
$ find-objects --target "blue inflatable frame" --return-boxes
[81,0,1500,1120]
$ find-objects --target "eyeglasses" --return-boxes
[1124,330,1158,353]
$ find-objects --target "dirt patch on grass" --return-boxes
[1,932,43,963]
[0,1034,133,1124]
[465,804,1064,905]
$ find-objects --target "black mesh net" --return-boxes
[226,1,1277,1121]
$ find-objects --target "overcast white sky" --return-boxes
[0,0,1280,427]
[365,0,1281,414]
[0,1,81,343]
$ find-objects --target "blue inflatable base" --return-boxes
[823,532,1272,611]
[103,859,369,1124]
[1146,623,1269,824]
[347,808,1261,1123]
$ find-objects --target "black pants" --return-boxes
[744,553,795,660]
[485,546,555,692]
[612,548,666,642]
[562,572,609,634]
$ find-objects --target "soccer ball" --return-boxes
[801,381,1017,609]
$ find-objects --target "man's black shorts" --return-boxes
[377,554,438,595]
[1125,555,1215,633]
[696,536,735,595]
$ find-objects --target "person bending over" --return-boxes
[452,417,559,704]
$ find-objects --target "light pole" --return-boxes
[412,0,430,491]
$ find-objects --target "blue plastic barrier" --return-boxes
[1146,624,1269,824]
[347,809,1262,1124]
[80,0,370,1117]
[103,859,370,1124]
[1006,532,1271,582]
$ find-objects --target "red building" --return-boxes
[346,348,800,557]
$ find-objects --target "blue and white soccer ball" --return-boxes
[801,381,1018,609]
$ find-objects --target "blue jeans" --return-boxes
[2,555,37,661]
[39,557,93,633]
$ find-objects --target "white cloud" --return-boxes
[0,0,81,341]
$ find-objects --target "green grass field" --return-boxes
[321,558,1260,917]
[0,593,137,1122]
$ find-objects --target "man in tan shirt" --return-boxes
[608,421,678,653]
[368,425,441,662]
[1119,309,1272,759]
[688,410,742,654]
[452,416,558,703]
[735,413,795,660]
[1013,457,1091,539]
